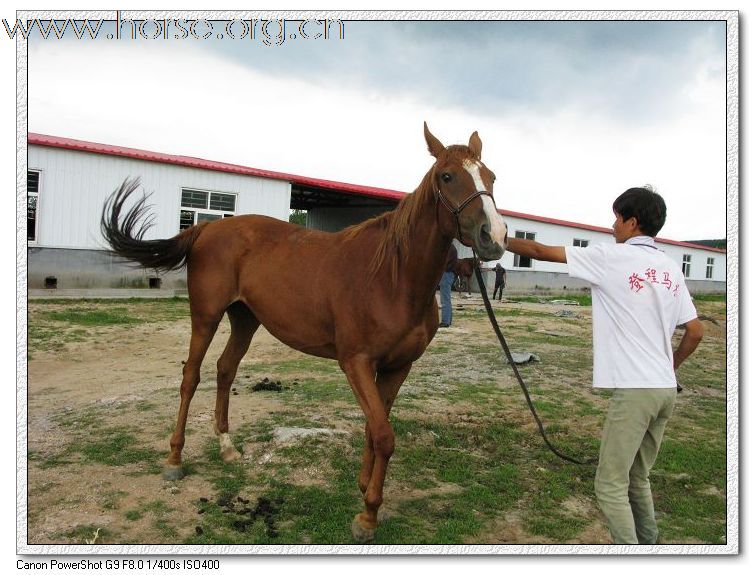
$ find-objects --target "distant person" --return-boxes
[505,186,704,544]
[492,263,507,301]
[439,243,457,327]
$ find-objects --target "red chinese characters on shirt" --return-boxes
[629,273,645,292]
[629,269,680,297]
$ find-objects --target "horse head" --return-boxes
[424,122,508,261]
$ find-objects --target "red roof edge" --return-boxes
[28,133,726,254]
[27,133,405,203]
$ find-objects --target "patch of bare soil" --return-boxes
[24,294,726,546]
[26,317,306,545]
[28,462,216,544]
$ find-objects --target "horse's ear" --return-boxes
[424,122,445,158]
[468,131,482,160]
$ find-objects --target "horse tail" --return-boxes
[101,177,206,271]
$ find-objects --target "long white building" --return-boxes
[27,133,725,294]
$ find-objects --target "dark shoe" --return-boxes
[439,323,450,328]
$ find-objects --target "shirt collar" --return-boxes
[625,235,657,248]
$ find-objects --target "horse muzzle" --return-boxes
[473,211,508,261]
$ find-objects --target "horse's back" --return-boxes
[186,214,372,355]
[189,214,341,270]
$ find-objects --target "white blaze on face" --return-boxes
[462,159,508,246]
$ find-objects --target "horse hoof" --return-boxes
[351,515,376,543]
[217,433,241,464]
[221,448,242,464]
[162,465,185,481]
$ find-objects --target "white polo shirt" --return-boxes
[565,236,698,389]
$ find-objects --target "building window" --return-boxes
[28,170,40,242]
[682,254,692,278]
[706,257,714,279]
[573,238,589,247]
[179,188,236,229]
[513,231,536,268]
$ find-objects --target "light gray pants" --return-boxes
[594,387,677,544]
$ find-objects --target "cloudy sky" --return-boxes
[25,13,728,241]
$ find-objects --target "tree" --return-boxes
[289,209,307,226]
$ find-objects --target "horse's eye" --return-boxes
[490,172,497,183]
[441,172,452,183]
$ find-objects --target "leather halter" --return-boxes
[435,182,496,244]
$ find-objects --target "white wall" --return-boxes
[27,144,725,285]
[28,145,292,250]
[656,242,725,283]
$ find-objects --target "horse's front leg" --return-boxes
[341,355,396,543]
[358,423,374,495]
[357,363,412,494]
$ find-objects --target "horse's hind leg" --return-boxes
[214,301,259,463]
[164,310,223,481]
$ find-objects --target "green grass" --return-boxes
[187,444,362,544]
[77,431,161,468]
[27,298,191,353]
[184,416,529,544]
[527,515,590,540]
[522,456,596,540]
[38,417,162,474]
[653,439,727,542]
[27,297,728,545]
[691,293,726,302]
[42,307,140,326]
[125,510,143,521]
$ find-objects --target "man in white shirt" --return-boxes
[506,187,704,544]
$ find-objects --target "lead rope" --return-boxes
[472,257,597,466]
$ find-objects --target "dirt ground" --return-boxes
[27,312,301,545]
[24,293,727,547]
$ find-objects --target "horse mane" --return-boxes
[342,169,437,287]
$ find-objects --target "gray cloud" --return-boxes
[39,18,724,124]
[208,19,725,124]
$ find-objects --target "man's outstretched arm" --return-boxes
[507,238,567,264]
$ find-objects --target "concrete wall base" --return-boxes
[27,247,725,296]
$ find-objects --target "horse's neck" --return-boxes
[396,194,453,302]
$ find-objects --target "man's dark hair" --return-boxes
[612,187,667,237]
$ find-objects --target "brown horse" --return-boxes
[101,123,508,542]
[452,257,476,294]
